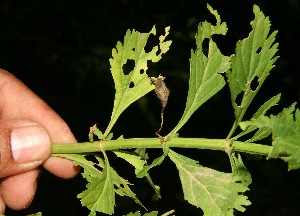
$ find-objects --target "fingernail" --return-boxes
[11,125,51,163]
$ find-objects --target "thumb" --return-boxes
[0,120,51,178]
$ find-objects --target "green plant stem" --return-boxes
[227,121,238,139]
[51,137,272,156]
[226,110,245,139]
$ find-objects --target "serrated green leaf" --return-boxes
[248,127,272,142]
[106,132,114,140]
[236,94,280,140]
[55,154,103,182]
[76,152,115,216]
[227,5,279,138]
[144,212,159,216]
[134,148,148,160]
[239,103,296,131]
[56,154,114,215]
[93,128,105,140]
[252,94,281,119]
[27,213,42,216]
[124,211,158,216]
[170,4,230,134]
[136,154,166,178]
[113,150,145,175]
[124,212,141,216]
[231,153,252,187]
[105,26,172,137]
[168,150,251,216]
[241,105,300,170]
[133,149,162,199]
[111,166,146,210]
[57,153,145,214]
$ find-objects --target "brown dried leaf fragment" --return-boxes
[151,76,170,134]
[154,77,170,110]
[89,124,98,142]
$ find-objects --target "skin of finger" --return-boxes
[0,69,80,178]
[0,169,39,210]
[0,120,50,178]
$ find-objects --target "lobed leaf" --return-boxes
[77,153,115,215]
[170,4,230,134]
[57,153,144,215]
[168,150,250,216]
[227,5,279,137]
[235,93,280,140]
[111,166,146,210]
[113,150,145,175]
[105,26,172,137]
[136,154,166,178]
[230,153,252,187]
[247,127,272,142]
[136,144,169,178]
[240,105,300,170]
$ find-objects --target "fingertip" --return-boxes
[0,120,52,178]
[11,124,51,163]
[43,157,80,179]
[0,169,39,210]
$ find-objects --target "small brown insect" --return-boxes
[151,76,170,134]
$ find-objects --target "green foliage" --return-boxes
[136,144,169,178]
[235,93,280,141]
[169,150,251,215]
[231,153,252,187]
[226,5,279,138]
[27,213,42,216]
[57,153,143,215]
[113,150,145,175]
[50,3,300,216]
[170,4,230,135]
[68,153,114,215]
[105,26,172,137]
[124,211,158,216]
[240,104,300,170]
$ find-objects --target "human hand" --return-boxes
[0,69,79,213]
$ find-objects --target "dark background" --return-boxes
[1,0,300,215]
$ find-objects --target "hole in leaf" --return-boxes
[218,72,226,79]
[122,59,135,75]
[129,81,135,88]
[84,155,104,171]
[93,163,103,171]
[235,91,244,106]
[250,76,259,91]
[211,34,228,54]
[202,38,209,57]
[144,34,157,53]
[256,47,262,54]
[85,154,97,163]
[140,69,145,74]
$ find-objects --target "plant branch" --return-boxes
[51,137,272,156]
